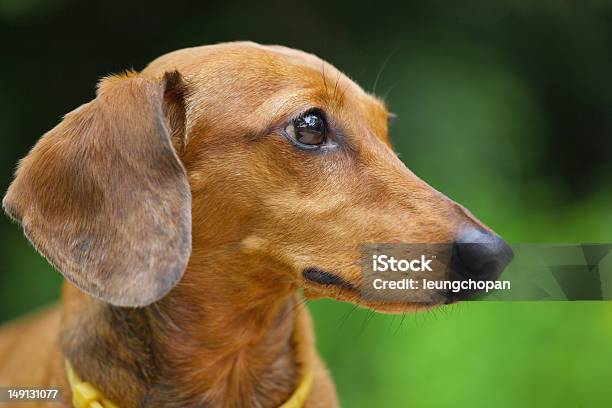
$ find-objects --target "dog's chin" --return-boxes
[302,285,444,315]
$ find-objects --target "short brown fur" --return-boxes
[0,42,491,407]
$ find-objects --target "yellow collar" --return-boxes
[65,360,313,408]
[65,360,119,408]
[278,369,313,408]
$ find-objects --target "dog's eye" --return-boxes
[286,112,327,146]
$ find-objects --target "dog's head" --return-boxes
[3,42,512,311]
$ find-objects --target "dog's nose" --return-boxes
[448,227,513,300]
[454,228,513,280]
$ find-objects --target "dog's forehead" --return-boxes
[146,42,384,110]
[147,42,342,85]
[145,42,388,141]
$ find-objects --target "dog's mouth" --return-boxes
[301,241,514,313]
[301,232,514,313]
[302,268,355,290]
[301,267,443,314]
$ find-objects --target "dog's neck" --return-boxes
[60,246,309,408]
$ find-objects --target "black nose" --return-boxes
[448,227,513,300]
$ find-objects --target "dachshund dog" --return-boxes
[0,42,512,407]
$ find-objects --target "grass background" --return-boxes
[1,1,611,406]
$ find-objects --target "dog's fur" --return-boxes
[0,42,491,407]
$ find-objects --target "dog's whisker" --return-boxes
[372,48,396,96]
[321,61,330,103]
[394,312,407,336]
[332,70,342,103]
[337,303,359,328]
[381,81,399,102]
[358,309,376,338]
[335,78,353,107]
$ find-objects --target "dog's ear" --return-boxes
[2,71,192,307]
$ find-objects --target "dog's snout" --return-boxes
[448,227,513,300]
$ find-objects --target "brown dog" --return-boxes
[0,42,512,407]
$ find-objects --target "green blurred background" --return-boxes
[1,1,611,406]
